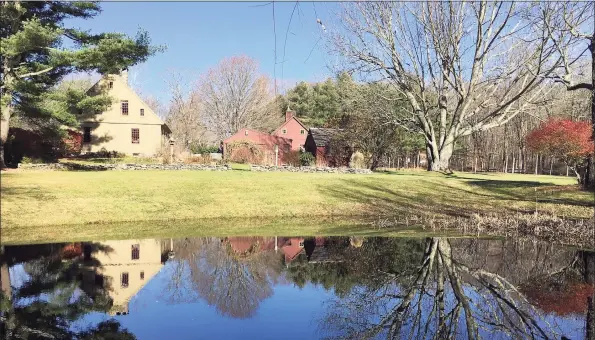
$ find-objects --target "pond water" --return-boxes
[1,236,594,339]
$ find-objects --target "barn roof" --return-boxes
[223,128,292,147]
[308,128,341,147]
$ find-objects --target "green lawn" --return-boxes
[1,169,593,244]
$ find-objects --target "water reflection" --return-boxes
[1,237,593,339]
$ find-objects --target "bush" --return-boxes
[20,156,44,164]
[299,152,315,166]
[226,140,263,164]
[285,150,301,166]
[350,151,366,169]
[184,154,214,165]
[190,144,220,155]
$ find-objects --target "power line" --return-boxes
[272,1,277,96]
[281,1,299,95]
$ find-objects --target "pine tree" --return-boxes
[0,1,164,168]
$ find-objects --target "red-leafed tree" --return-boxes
[527,119,594,184]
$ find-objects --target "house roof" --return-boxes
[272,116,308,135]
[86,73,169,129]
[308,128,341,147]
[224,128,292,146]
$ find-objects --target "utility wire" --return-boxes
[272,1,277,96]
[281,1,299,94]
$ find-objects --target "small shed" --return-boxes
[304,128,350,167]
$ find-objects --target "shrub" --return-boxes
[190,144,220,155]
[285,150,301,166]
[184,154,213,165]
[299,151,315,166]
[527,119,593,184]
[20,156,44,164]
[226,140,263,164]
[349,151,366,169]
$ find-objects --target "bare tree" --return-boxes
[320,238,577,340]
[330,2,563,171]
[197,56,282,141]
[530,1,594,188]
[141,95,166,120]
[164,71,208,151]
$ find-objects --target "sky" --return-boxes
[65,2,340,103]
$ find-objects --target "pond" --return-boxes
[1,236,594,339]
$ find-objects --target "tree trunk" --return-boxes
[586,34,595,190]
[535,153,539,175]
[474,156,477,174]
[549,158,554,176]
[0,103,11,169]
[427,142,453,171]
[370,155,380,171]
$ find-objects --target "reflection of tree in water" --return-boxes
[163,237,284,319]
[286,237,424,296]
[0,243,135,339]
[317,238,591,340]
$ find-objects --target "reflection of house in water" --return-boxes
[223,236,346,265]
[81,239,165,316]
[224,237,308,264]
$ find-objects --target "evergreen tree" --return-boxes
[0,1,164,168]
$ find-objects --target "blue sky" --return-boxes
[66,2,339,102]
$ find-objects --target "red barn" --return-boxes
[272,109,308,151]
[223,128,292,165]
[304,128,350,167]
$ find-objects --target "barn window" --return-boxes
[121,100,129,115]
[131,244,140,260]
[83,127,91,143]
[140,108,144,116]
[282,129,287,134]
[121,272,129,288]
[131,128,139,144]
[300,129,305,135]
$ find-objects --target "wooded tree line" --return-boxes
[451,87,591,176]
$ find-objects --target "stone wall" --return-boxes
[250,164,372,174]
[18,162,230,171]
[17,162,372,174]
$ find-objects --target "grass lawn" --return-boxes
[1,169,593,244]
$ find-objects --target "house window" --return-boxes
[140,271,145,280]
[83,127,91,143]
[300,129,305,135]
[282,129,287,134]
[140,108,144,116]
[299,241,304,247]
[121,272,129,288]
[131,128,139,144]
[121,100,129,115]
[131,244,140,260]
[108,81,113,89]
[244,130,248,136]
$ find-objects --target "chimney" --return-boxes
[285,106,295,122]
[120,68,128,85]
